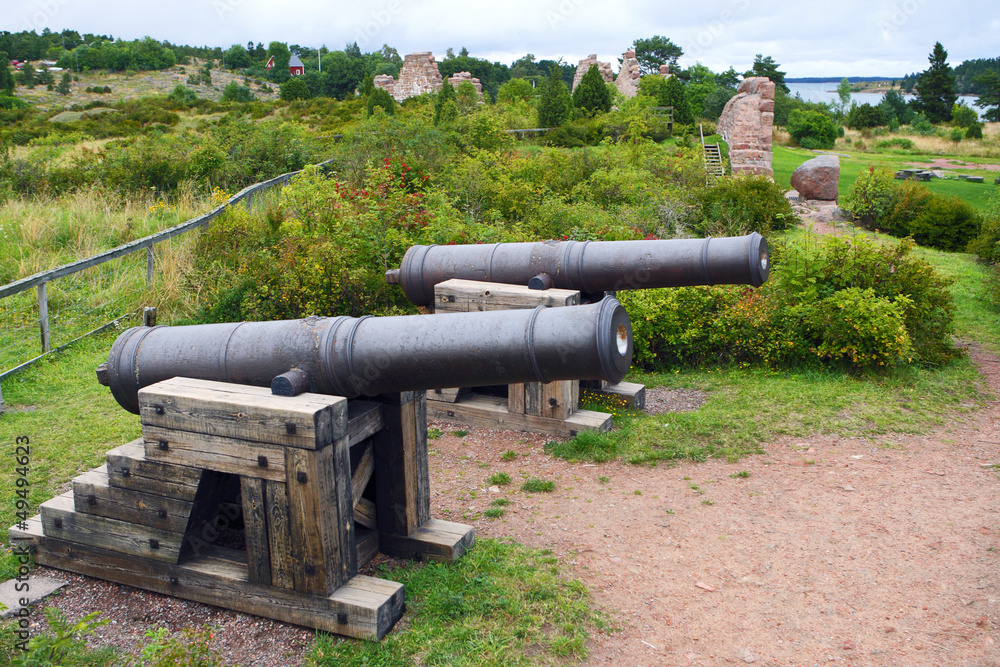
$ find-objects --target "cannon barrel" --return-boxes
[385,233,769,307]
[98,297,633,414]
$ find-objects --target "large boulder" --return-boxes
[790,154,840,201]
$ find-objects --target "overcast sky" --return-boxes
[12,0,999,77]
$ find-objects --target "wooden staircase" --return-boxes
[701,124,725,180]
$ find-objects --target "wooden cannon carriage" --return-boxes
[11,379,465,638]
[10,303,632,638]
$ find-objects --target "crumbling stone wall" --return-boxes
[615,49,641,98]
[448,71,482,95]
[717,77,775,178]
[572,54,613,91]
[373,52,443,102]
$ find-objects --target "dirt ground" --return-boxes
[23,209,1000,665]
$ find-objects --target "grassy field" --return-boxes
[12,59,279,110]
[773,143,1000,211]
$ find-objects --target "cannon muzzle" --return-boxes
[385,233,769,307]
[98,297,633,414]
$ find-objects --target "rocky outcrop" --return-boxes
[615,49,641,98]
[658,64,670,76]
[790,154,840,201]
[448,71,482,95]
[717,77,775,178]
[572,54,613,91]
[373,52,443,102]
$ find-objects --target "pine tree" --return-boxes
[913,42,957,124]
[17,61,36,89]
[434,78,457,125]
[661,75,693,125]
[0,57,14,96]
[55,71,71,95]
[538,65,572,128]
[974,70,1000,122]
[572,64,611,114]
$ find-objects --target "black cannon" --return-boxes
[384,233,769,307]
[97,297,633,414]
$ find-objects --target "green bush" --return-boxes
[883,181,982,251]
[787,109,837,149]
[969,190,1000,263]
[966,123,984,139]
[693,174,794,236]
[805,287,912,369]
[842,165,896,229]
[875,137,914,150]
[279,77,310,101]
[846,103,886,128]
[221,81,254,102]
[367,87,395,117]
[619,234,959,370]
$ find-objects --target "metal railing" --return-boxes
[0,160,335,409]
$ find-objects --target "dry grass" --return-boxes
[12,58,279,111]
[774,123,1000,160]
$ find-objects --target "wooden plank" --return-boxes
[351,443,374,504]
[355,528,379,567]
[585,381,646,410]
[31,535,404,639]
[354,498,376,531]
[179,470,243,562]
[105,439,202,501]
[143,426,286,482]
[346,401,383,449]
[373,393,430,539]
[378,519,474,563]
[428,394,612,438]
[73,466,192,533]
[240,477,271,586]
[265,480,294,590]
[523,381,544,417]
[507,383,525,414]
[434,279,580,312]
[285,439,355,595]
[429,387,470,404]
[138,377,348,450]
[40,493,183,563]
[7,514,42,545]
[538,380,578,420]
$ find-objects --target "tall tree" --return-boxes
[913,42,957,123]
[573,64,612,114]
[538,65,572,128]
[434,75,457,125]
[746,54,788,93]
[633,35,683,75]
[975,70,1000,122]
[0,55,14,96]
[266,41,290,82]
[836,78,852,118]
[16,61,36,89]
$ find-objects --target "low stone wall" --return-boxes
[717,77,775,178]
[448,71,482,95]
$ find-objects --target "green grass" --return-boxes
[772,145,999,212]
[550,359,984,466]
[520,478,556,493]
[306,539,608,666]
[487,472,512,486]
[0,332,141,579]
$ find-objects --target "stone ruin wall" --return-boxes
[373,52,443,102]
[615,49,641,98]
[448,71,482,95]
[572,54,613,91]
[717,77,775,178]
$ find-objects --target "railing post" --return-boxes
[146,245,155,284]
[38,282,50,353]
